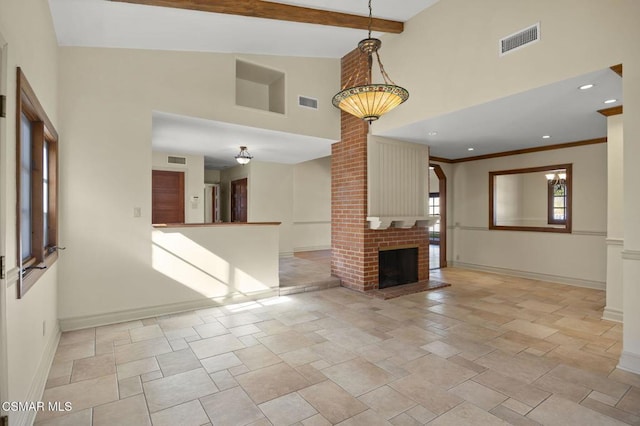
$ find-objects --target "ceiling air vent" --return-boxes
[167,155,187,165]
[499,23,540,56]
[298,95,318,110]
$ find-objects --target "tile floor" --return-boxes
[36,267,640,425]
[279,251,340,295]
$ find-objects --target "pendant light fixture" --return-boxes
[332,0,409,122]
[235,146,253,165]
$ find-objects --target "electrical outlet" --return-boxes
[456,255,460,260]
[133,207,141,218]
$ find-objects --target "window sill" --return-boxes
[18,252,58,298]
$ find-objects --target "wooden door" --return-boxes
[152,170,185,224]
[231,178,248,222]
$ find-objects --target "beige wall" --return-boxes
[219,157,331,254]
[375,0,637,136]
[57,47,337,322]
[236,78,269,111]
[152,151,205,223]
[450,143,607,287]
[0,0,60,423]
[293,156,331,251]
[249,162,294,255]
[204,169,221,183]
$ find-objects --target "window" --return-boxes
[428,192,440,244]
[16,68,59,298]
[548,179,567,225]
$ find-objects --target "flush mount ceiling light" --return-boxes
[542,135,551,139]
[234,146,253,165]
[467,147,475,151]
[579,84,594,90]
[428,131,438,136]
[332,0,409,123]
[604,99,617,104]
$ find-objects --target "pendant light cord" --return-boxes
[368,0,373,39]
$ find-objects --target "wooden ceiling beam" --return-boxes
[111,0,404,33]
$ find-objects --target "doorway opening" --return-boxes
[429,164,447,269]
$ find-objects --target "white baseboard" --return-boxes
[618,351,640,375]
[451,261,605,290]
[293,245,331,253]
[59,289,279,331]
[279,252,294,258]
[15,323,61,426]
[602,307,623,323]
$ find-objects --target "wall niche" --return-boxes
[235,59,285,114]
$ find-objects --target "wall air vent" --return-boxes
[167,155,187,165]
[298,95,318,110]
[499,23,540,56]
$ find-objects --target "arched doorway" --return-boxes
[429,164,447,268]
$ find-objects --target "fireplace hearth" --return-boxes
[379,247,419,289]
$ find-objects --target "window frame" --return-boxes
[547,179,568,225]
[16,68,59,298]
[489,163,572,233]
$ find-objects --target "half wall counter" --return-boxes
[151,222,281,303]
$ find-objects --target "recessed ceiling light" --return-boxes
[542,135,551,139]
[467,148,474,151]
[428,131,438,136]
[604,99,617,104]
[579,84,594,90]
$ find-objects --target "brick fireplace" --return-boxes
[331,48,430,293]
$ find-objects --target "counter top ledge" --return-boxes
[153,222,281,228]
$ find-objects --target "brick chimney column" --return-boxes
[331,48,430,292]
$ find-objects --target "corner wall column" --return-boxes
[604,114,623,322]
[619,62,640,374]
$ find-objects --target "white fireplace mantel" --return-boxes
[366,215,440,230]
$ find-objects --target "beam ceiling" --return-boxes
[111,0,404,33]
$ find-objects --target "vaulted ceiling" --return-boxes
[49,1,622,167]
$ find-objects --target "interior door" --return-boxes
[231,178,248,222]
[152,170,185,224]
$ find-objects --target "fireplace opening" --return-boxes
[379,247,419,289]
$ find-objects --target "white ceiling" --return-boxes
[379,68,622,160]
[49,1,622,166]
[48,0,438,58]
[152,112,335,169]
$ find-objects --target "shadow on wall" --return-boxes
[151,228,274,299]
